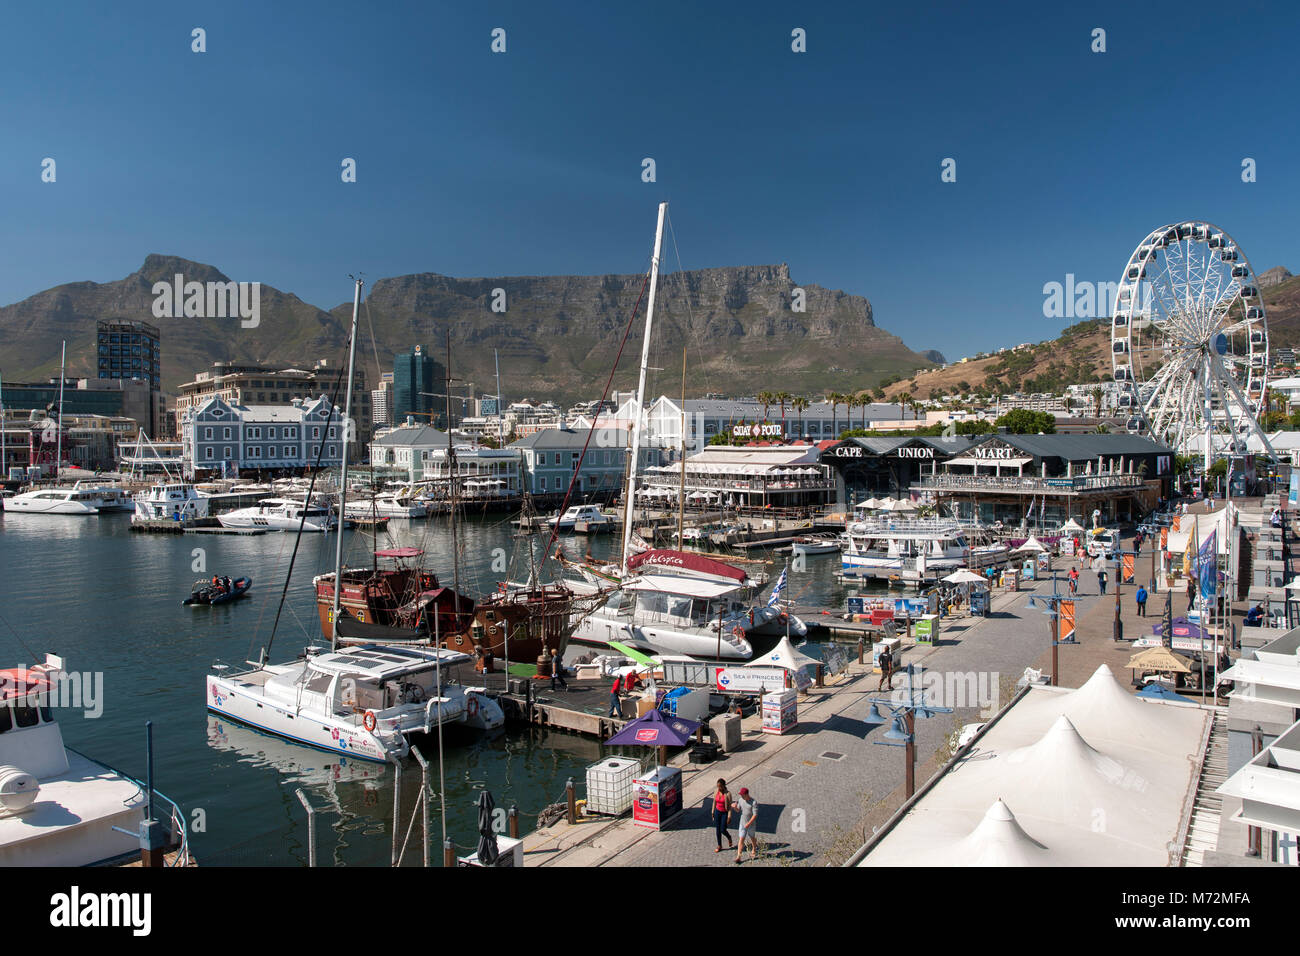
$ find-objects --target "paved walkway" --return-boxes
[523,567,1109,867]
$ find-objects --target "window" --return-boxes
[205,447,214,460]
[223,427,232,440]
[248,427,260,439]
[284,446,294,459]
[204,427,213,440]
[250,447,261,458]
[327,445,336,458]
[268,427,276,439]
[223,447,232,459]
[554,453,562,466]
[313,427,320,439]
[539,477,547,491]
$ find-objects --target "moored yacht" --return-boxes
[218,496,336,532]
[0,654,189,866]
[344,488,427,519]
[548,504,613,530]
[3,486,103,515]
[133,481,211,523]
[841,515,1008,579]
[206,643,504,762]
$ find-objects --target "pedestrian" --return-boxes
[1136,584,1148,617]
[607,673,623,717]
[550,649,568,691]
[624,670,639,695]
[1097,568,1107,595]
[734,787,759,863]
[877,644,893,692]
[712,779,736,853]
[1187,575,1196,612]
[1068,566,1079,596]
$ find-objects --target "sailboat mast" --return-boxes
[677,346,687,544]
[0,370,6,484]
[446,331,461,599]
[329,278,363,651]
[621,201,667,568]
[56,341,66,479]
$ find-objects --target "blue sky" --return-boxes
[1,0,1296,362]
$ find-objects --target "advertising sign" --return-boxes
[714,666,787,693]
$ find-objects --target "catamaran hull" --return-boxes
[570,612,753,660]
[205,675,402,763]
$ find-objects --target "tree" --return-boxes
[897,392,912,424]
[994,409,1057,434]
[791,395,809,437]
[1090,386,1104,419]
[758,391,774,421]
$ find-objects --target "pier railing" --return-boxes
[911,474,1146,495]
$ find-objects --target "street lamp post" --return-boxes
[863,663,952,799]
[1028,571,1077,687]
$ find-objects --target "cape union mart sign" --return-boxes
[972,445,1019,460]
[895,446,935,459]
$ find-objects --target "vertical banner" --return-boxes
[1122,554,1135,584]
[1160,527,1168,550]
[1289,469,1299,508]
[1171,516,1181,532]
[1059,599,1076,643]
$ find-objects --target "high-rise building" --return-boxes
[372,373,394,427]
[392,346,443,426]
[97,320,163,436]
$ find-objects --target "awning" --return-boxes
[624,574,741,598]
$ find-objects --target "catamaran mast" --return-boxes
[329,278,363,652]
[55,341,66,479]
[621,201,667,569]
[0,370,6,484]
[445,331,461,601]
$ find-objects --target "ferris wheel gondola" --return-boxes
[1110,220,1276,466]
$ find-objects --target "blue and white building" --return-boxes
[509,427,660,498]
[180,395,350,477]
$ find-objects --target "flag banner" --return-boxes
[766,566,788,607]
[1122,554,1135,583]
[1059,599,1076,643]
[1171,516,1181,532]
[1198,529,1217,598]
[1160,527,1168,550]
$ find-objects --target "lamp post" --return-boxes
[863,663,951,799]
[1113,548,1124,642]
[1027,571,1077,687]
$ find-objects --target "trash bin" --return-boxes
[709,713,741,753]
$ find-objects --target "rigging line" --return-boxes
[261,318,356,665]
[0,606,40,664]
[540,269,653,567]
[362,292,384,392]
[665,208,708,375]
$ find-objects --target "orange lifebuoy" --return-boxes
[363,711,377,732]
[732,625,746,640]
[467,696,480,718]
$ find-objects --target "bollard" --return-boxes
[566,778,577,825]
[816,663,824,688]
[857,637,865,664]
[509,805,519,839]
[443,839,455,868]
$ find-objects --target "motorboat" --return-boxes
[3,486,103,515]
[548,504,614,530]
[133,481,210,523]
[841,516,1008,579]
[218,497,336,532]
[79,484,135,512]
[344,488,427,519]
[206,644,504,762]
[0,653,189,866]
[184,576,253,606]
[792,534,841,556]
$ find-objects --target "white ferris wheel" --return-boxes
[1110,220,1276,467]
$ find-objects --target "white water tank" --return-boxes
[0,766,39,815]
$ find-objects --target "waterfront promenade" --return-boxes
[523,565,1113,867]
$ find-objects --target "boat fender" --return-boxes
[467,696,480,719]
[363,711,377,732]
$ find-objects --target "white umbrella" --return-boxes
[943,569,988,584]
[1014,536,1048,553]
[1059,518,1085,533]
[1285,577,1300,591]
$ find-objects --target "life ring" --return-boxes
[363,711,377,732]
[467,696,480,718]
[732,625,746,640]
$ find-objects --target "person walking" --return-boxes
[734,787,759,863]
[1135,584,1148,617]
[550,649,568,691]
[877,644,893,692]
[607,673,624,717]
[1097,568,1107,596]
[1187,575,1196,612]
[712,779,736,854]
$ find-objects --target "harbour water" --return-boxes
[0,509,862,865]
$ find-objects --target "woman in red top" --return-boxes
[712,778,736,852]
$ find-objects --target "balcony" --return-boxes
[911,473,1148,495]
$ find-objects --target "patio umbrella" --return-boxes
[476,790,500,865]
[891,498,918,512]
[605,707,700,747]
[1059,518,1085,534]
[1125,646,1192,673]
[942,569,987,585]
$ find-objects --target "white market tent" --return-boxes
[858,665,1210,867]
[1014,536,1048,553]
[744,635,818,672]
[1166,506,1234,557]
[1059,518,1085,534]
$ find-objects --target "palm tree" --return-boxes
[758,390,773,422]
[775,391,792,438]
[1090,385,1104,419]
[897,392,912,425]
[825,392,841,437]
[791,396,809,437]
